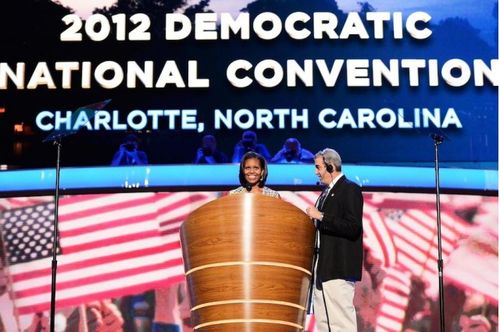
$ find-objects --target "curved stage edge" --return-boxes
[0,164,497,197]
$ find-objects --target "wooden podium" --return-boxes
[180,193,315,331]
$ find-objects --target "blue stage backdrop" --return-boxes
[0,2,498,332]
[0,0,498,169]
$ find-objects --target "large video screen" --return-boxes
[0,191,497,331]
[0,0,498,169]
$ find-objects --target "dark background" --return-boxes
[0,0,497,169]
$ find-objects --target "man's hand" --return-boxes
[306,205,322,220]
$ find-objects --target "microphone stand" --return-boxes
[42,99,111,331]
[49,137,62,332]
[431,133,445,332]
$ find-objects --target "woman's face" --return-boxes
[243,157,263,186]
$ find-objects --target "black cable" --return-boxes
[321,287,332,332]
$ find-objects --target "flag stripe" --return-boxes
[59,194,159,224]
[63,229,158,253]
[17,274,186,315]
[16,264,184,308]
[15,257,183,298]
[2,192,220,315]
[61,211,159,237]
[11,241,179,283]
[363,210,397,268]
[2,190,495,327]
[13,246,182,290]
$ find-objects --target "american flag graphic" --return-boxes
[362,194,474,332]
[0,191,496,332]
[363,201,397,269]
[0,196,53,212]
[2,202,58,266]
[0,192,217,315]
[373,197,472,293]
[283,191,479,332]
[374,267,412,332]
[444,198,498,305]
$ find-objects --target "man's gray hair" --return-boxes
[315,148,342,172]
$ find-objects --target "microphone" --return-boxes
[430,133,445,144]
[245,183,252,192]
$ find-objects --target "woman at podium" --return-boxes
[229,151,280,198]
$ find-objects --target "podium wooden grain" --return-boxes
[180,193,315,331]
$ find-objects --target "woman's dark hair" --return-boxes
[238,151,268,188]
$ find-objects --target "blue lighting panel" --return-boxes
[0,165,496,196]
